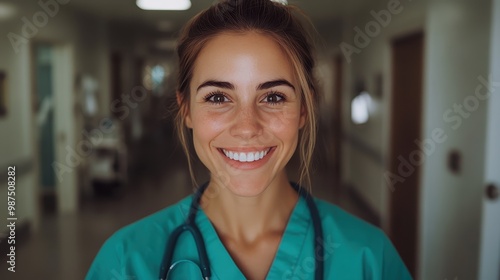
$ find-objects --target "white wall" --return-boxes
[335,0,493,278]
[420,0,491,279]
[478,0,500,278]
[0,0,110,233]
[0,4,41,231]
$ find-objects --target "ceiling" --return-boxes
[68,0,373,33]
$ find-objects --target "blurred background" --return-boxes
[0,0,499,279]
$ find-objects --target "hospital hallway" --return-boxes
[1,0,500,279]
[0,127,376,280]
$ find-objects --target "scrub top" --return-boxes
[86,194,412,280]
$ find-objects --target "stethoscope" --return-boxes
[159,182,324,280]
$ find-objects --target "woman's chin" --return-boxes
[222,180,271,198]
[231,187,267,198]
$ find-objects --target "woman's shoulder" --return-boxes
[312,198,388,250]
[313,198,412,279]
[314,198,381,230]
[104,195,194,248]
[85,196,195,279]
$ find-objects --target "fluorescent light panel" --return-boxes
[137,0,191,10]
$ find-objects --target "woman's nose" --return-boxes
[230,105,263,140]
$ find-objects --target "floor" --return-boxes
[0,127,376,280]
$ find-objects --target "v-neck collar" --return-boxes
[194,195,311,279]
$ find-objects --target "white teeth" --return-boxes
[240,153,247,161]
[222,148,270,163]
[247,153,255,162]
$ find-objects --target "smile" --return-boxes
[220,148,272,163]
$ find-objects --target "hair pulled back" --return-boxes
[175,0,318,188]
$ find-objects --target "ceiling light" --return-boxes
[136,0,191,11]
[351,91,372,125]
[0,3,17,20]
[271,0,288,4]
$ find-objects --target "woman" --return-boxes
[86,0,412,279]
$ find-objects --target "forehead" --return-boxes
[191,32,296,88]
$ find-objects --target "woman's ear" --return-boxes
[177,91,192,128]
[299,104,307,129]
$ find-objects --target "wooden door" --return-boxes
[389,31,424,277]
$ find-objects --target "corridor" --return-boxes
[1,0,500,279]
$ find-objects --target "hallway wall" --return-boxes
[337,0,428,228]
[421,0,492,279]
[478,0,500,278]
[332,0,493,278]
[0,0,111,233]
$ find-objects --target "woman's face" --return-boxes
[185,32,305,197]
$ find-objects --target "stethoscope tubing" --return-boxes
[159,182,324,280]
[296,184,324,280]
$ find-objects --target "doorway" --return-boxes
[33,43,57,213]
[32,42,77,214]
[388,31,424,277]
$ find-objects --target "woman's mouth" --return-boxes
[219,147,273,163]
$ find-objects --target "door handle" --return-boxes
[486,183,499,201]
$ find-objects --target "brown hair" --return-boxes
[175,0,318,189]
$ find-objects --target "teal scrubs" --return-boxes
[86,194,412,279]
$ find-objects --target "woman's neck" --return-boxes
[201,172,299,244]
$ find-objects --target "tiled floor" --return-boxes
[0,128,375,280]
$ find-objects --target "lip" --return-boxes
[217,146,276,170]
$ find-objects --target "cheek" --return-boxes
[281,103,302,124]
[191,111,227,145]
[267,108,302,143]
[190,113,221,167]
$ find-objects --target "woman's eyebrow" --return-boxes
[196,79,295,92]
[197,80,234,92]
[258,79,295,91]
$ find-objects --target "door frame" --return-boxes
[31,41,77,214]
[478,0,500,277]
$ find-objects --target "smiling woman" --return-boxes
[86,0,412,279]
[185,32,305,198]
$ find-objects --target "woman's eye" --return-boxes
[263,92,285,104]
[206,93,229,104]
